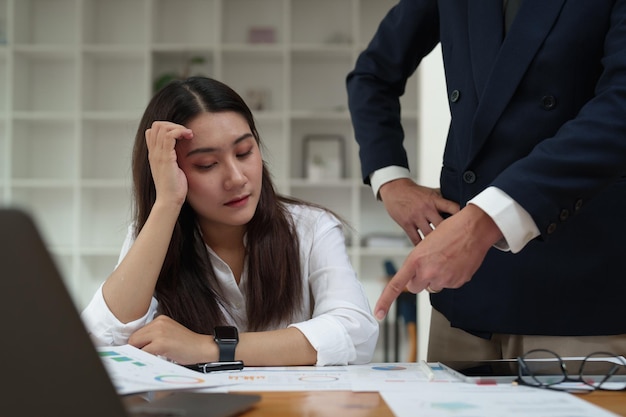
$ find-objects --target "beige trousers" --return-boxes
[427,307,626,362]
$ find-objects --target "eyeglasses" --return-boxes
[516,349,626,393]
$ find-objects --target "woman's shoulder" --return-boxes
[285,201,328,219]
[284,202,341,230]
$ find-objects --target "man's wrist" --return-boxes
[463,204,504,251]
[379,177,414,202]
[370,166,411,199]
[468,187,540,253]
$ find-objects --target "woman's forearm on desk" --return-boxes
[237,328,318,366]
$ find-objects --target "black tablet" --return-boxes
[439,358,626,384]
[439,359,520,383]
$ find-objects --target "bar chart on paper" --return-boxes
[97,345,229,395]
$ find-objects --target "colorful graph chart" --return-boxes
[97,345,225,395]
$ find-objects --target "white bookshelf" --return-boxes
[0,0,449,360]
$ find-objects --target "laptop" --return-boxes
[0,208,260,417]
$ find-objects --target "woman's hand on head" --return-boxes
[128,315,217,365]
[145,121,194,208]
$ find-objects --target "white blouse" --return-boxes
[81,203,379,366]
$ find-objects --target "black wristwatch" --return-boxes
[214,326,238,362]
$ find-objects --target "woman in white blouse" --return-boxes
[81,77,378,367]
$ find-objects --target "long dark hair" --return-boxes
[131,77,303,333]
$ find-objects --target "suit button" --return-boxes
[462,170,476,183]
[541,95,557,110]
[559,209,569,221]
[574,199,583,211]
[450,89,461,102]
[547,223,557,234]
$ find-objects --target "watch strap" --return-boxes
[214,326,238,362]
[218,341,236,362]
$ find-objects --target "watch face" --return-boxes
[214,326,238,342]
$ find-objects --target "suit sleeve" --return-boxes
[346,0,440,184]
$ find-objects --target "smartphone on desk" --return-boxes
[184,360,244,373]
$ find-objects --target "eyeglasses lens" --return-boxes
[579,352,626,391]
[519,350,566,387]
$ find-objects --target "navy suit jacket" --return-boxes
[347,0,626,336]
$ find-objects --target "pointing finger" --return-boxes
[374,261,416,320]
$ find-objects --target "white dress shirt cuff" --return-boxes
[290,316,356,366]
[468,187,540,253]
[370,166,412,199]
[81,283,158,346]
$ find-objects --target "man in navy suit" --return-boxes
[347,0,626,361]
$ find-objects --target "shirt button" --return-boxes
[541,95,557,110]
[559,209,569,222]
[574,199,583,211]
[462,170,476,183]
[450,89,461,102]
[547,223,557,234]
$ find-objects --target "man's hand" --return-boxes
[379,178,460,244]
[374,204,503,320]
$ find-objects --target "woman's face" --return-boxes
[175,111,263,234]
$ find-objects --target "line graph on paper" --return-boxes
[215,366,351,391]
